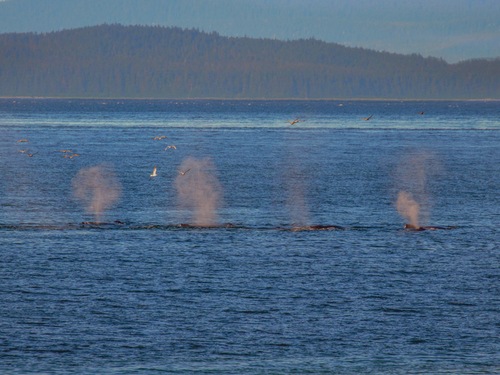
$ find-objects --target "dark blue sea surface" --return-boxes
[1,99,500,374]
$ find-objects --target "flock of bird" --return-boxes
[17,114,419,176]
[16,135,187,178]
[149,136,189,177]
[16,139,80,159]
[360,112,424,121]
[290,112,424,123]
[150,117,308,177]
[289,115,375,124]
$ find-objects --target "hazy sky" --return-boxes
[0,0,499,62]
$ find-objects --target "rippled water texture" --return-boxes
[1,99,500,374]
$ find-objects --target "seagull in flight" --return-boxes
[26,151,39,157]
[288,118,300,125]
[362,115,373,121]
[17,139,29,143]
[153,136,167,140]
[58,150,74,153]
[18,149,30,153]
[418,111,425,115]
[165,145,177,150]
[150,166,158,177]
[63,154,80,159]
[178,168,191,175]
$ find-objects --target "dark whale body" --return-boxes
[291,224,347,231]
[404,224,457,231]
[178,223,238,228]
[308,225,347,230]
[81,220,126,225]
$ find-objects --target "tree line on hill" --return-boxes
[0,24,499,99]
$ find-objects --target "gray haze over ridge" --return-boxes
[0,0,499,63]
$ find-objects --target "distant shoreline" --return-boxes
[2,97,500,101]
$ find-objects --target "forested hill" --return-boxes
[1,24,499,99]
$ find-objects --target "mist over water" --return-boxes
[286,178,310,226]
[174,157,222,226]
[280,129,313,227]
[72,164,122,222]
[396,191,420,228]
[394,151,442,227]
[284,159,310,226]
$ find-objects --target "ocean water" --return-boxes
[1,99,500,374]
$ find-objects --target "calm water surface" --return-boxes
[1,99,500,374]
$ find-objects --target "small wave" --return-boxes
[447,302,477,306]
[379,308,423,314]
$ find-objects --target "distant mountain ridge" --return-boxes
[1,0,500,63]
[0,24,499,99]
